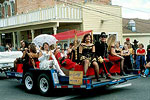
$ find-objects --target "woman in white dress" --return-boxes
[38,42,65,76]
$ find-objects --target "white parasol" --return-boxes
[32,34,58,48]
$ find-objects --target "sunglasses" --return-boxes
[101,36,107,38]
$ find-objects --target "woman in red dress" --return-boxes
[54,48,76,70]
[107,35,126,76]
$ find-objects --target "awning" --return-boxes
[53,30,92,41]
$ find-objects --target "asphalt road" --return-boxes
[0,73,150,100]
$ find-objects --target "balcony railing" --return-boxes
[0,5,82,28]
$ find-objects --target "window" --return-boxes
[4,3,8,18]
[0,4,2,18]
[128,20,136,32]
[10,1,15,16]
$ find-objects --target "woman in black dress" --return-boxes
[79,34,100,81]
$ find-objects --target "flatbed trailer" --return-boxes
[5,68,139,96]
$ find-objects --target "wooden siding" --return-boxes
[82,4,123,43]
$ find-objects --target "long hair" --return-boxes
[49,44,55,50]
[81,34,92,43]
[42,42,49,50]
[21,40,28,48]
[29,43,37,53]
[107,35,116,51]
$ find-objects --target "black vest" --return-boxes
[95,41,108,58]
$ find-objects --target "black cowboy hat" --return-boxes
[133,39,139,43]
[100,32,108,38]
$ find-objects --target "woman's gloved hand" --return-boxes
[98,56,104,63]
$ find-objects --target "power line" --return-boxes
[60,0,150,34]
[60,0,122,18]
[121,6,150,14]
[60,0,150,25]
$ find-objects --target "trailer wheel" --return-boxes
[24,72,34,92]
[38,74,53,95]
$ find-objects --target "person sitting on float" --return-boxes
[61,49,67,58]
[26,43,39,68]
[21,43,39,72]
[107,35,126,76]
[19,40,28,51]
[14,41,29,71]
[71,40,80,64]
[67,43,74,59]
[54,47,76,76]
[95,32,116,79]
[38,42,65,76]
[79,34,100,81]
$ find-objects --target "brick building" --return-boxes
[0,0,16,18]
[0,0,111,17]
[0,0,122,49]
[17,0,111,14]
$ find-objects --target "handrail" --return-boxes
[0,6,82,28]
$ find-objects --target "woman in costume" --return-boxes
[107,35,126,76]
[79,34,100,81]
[38,42,65,76]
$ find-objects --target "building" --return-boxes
[122,18,150,49]
[0,0,122,49]
[0,0,111,19]
[16,0,112,15]
[82,3,122,43]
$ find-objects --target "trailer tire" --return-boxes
[23,72,35,92]
[38,74,53,96]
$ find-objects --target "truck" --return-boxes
[0,51,22,72]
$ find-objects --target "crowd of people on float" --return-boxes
[1,32,150,80]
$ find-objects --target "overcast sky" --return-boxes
[112,0,150,19]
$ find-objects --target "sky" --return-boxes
[112,0,150,19]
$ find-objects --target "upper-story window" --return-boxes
[10,1,15,16]
[0,4,2,18]
[4,2,8,18]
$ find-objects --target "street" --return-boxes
[0,73,150,100]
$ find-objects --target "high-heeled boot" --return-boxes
[120,70,127,76]
[95,74,101,82]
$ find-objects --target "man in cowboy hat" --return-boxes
[133,39,139,51]
[95,32,115,79]
[95,32,108,58]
